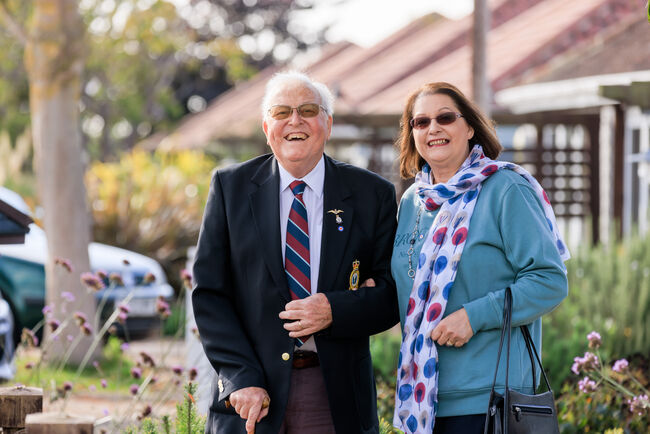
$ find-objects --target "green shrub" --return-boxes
[542,230,650,392]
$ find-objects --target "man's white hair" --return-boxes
[261,70,335,118]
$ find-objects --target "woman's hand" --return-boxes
[431,307,473,348]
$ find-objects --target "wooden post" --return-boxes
[0,386,43,433]
[25,413,95,434]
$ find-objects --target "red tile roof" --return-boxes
[151,0,642,149]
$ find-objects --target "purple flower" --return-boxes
[131,367,142,379]
[156,297,170,314]
[627,394,649,416]
[81,323,93,336]
[578,377,597,393]
[61,291,75,302]
[587,331,602,349]
[21,328,39,347]
[143,272,156,284]
[572,352,600,375]
[103,408,109,416]
[109,272,124,286]
[66,334,74,342]
[129,384,139,396]
[117,312,128,324]
[139,404,152,419]
[101,379,108,388]
[42,305,53,315]
[73,311,88,325]
[189,367,198,381]
[118,303,130,313]
[81,272,104,291]
[172,365,183,376]
[63,381,73,392]
[88,385,96,392]
[48,319,60,332]
[140,351,156,367]
[54,257,74,273]
[181,269,192,288]
[120,342,130,352]
[612,359,629,373]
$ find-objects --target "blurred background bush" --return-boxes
[86,149,216,292]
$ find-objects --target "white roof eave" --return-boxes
[495,70,650,114]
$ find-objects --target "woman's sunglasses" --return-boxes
[268,103,326,120]
[410,112,463,130]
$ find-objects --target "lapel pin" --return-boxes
[349,259,360,290]
[328,209,344,224]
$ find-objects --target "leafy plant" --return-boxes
[542,230,650,392]
[557,332,650,432]
[175,382,205,434]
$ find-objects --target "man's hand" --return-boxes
[279,293,332,337]
[430,307,474,348]
[229,386,270,433]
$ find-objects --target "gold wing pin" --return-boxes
[327,209,344,224]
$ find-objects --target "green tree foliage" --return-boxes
[0,0,326,161]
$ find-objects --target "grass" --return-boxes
[11,336,134,394]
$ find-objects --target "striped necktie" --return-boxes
[285,180,310,346]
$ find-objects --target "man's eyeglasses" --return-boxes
[410,112,463,130]
[268,103,326,120]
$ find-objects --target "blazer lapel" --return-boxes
[318,156,354,293]
[249,157,290,302]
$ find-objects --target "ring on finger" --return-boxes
[446,341,454,346]
[262,397,270,409]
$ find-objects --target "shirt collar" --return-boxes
[278,156,325,199]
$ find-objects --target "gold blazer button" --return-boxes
[282,352,290,361]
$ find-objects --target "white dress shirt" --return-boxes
[278,156,324,351]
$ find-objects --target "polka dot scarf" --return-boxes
[393,145,569,433]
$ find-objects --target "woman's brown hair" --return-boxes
[397,82,502,179]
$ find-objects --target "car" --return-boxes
[0,293,14,380]
[0,187,174,350]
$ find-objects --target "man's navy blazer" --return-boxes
[192,153,399,433]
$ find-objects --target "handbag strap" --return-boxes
[521,323,553,392]
[488,287,511,392]
[487,287,513,433]
[523,324,537,391]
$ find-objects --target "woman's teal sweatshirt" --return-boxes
[391,169,568,417]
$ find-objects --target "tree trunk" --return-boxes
[472,0,491,117]
[24,0,96,364]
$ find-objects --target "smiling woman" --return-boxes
[390,82,569,434]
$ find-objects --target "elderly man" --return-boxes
[192,71,398,434]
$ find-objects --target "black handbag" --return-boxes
[483,287,560,434]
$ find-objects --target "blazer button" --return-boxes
[218,379,224,393]
[282,352,290,361]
